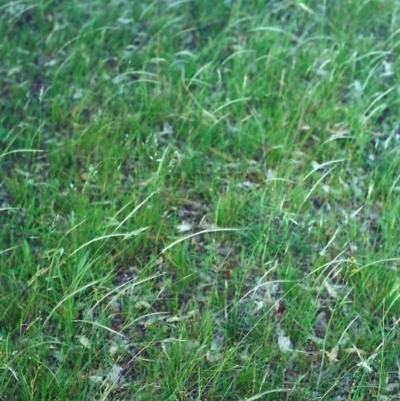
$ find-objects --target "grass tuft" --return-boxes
[1,0,400,399]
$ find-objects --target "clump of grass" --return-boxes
[1,1,400,399]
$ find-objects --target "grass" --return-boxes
[1,0,400,399]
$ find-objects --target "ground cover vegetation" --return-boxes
[1,0,400,399]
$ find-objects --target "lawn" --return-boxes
[1,0,400,400]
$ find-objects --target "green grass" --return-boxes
[1,0,400,399]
